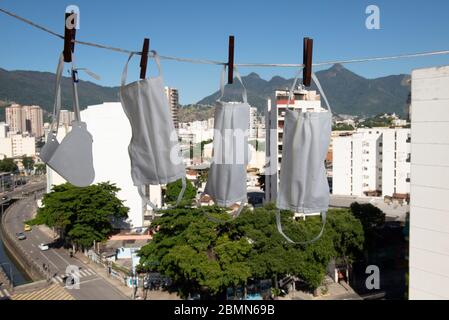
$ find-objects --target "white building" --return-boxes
[265,87,325,203]
[5,104,44,137]
[45,102,163,228]
[59,110,75,128]
[249,107,258,139]
[22,105,44,137]
[332,127,410,197]
[178,119,215,166]
[164,87,179,130]
[0,133,35,159]
[409,65,449,299]
[381,128,411,197]
[0,122,8,138]
[5,104,22,134]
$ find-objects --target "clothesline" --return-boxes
[2,7,449,68]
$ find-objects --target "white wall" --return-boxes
[332,136,353,195]
[0,137,12,158]
[0,122,8,139]
[81,102,151,229]
[409,65,449,300]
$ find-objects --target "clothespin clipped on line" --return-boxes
[228,35,234,84]
[302,37,313,87]
[63,11,77,63]
[140,38,150,79]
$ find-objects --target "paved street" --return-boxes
[3,193,129,300]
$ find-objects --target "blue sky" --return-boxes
[1,0,449,104]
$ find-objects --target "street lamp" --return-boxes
[0,262,14,288]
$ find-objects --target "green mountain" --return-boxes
[0,67,119,120]
[197,64,411,117]
[0,64,411,121]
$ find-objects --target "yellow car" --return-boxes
[24,224,32,232]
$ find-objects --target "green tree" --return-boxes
[22,156,35,173]
[200,139,213,161]
[34,163,47,175]
[165,178,197,207]
[0,158,18,173]
[29,182,129,249]
[332,123,355,131]
[138,204,364,297]
[350,202,385,249]
[326,210,364,264]
[138,206,251,296]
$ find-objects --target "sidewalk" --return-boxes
[74,252,134,299]
[74,252,181,300]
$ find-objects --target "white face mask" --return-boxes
[275,72,332,244]
[40,53,95,187]
[203,66,250,217]
[120,51,186,210]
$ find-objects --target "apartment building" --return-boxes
[59,109,75,128]
[265,87,325,203]
[381,128,411,197]
[332,127,411,197]
[0,122,8,138]
[164,87,179,130]
[22,105,44,137]
[0,133,35,158]
[178,119,215,166]
[80,102,162,228]
[249,107,258,139]
[5,104,22,134]
[409,65,449,299]
[5,104,44,137]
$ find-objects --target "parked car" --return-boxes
[16,232,26,240]
[24,224,32,232]
[38,243,49,251]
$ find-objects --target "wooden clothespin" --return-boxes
[227,35,235,84]
[63,12,77,63]
[302,37,313,87]
[140,38,150,79]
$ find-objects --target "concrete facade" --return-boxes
[409,65,449,300]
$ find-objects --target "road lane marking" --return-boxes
[79,270,87,277]
[38,250,58,269]
[64,277,102,288]
[85,269,96,276]
[51,248,73,266]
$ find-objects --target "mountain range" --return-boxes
[198,64,411,117]
[0,67,119,120]
[0,64,411,120]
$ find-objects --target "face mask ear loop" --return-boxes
[311,72,332,114]
[139,177,187,216]
[285,67,304,111]
[50,53,65,136]
[217,65,248,104]
[276,210,327,245]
